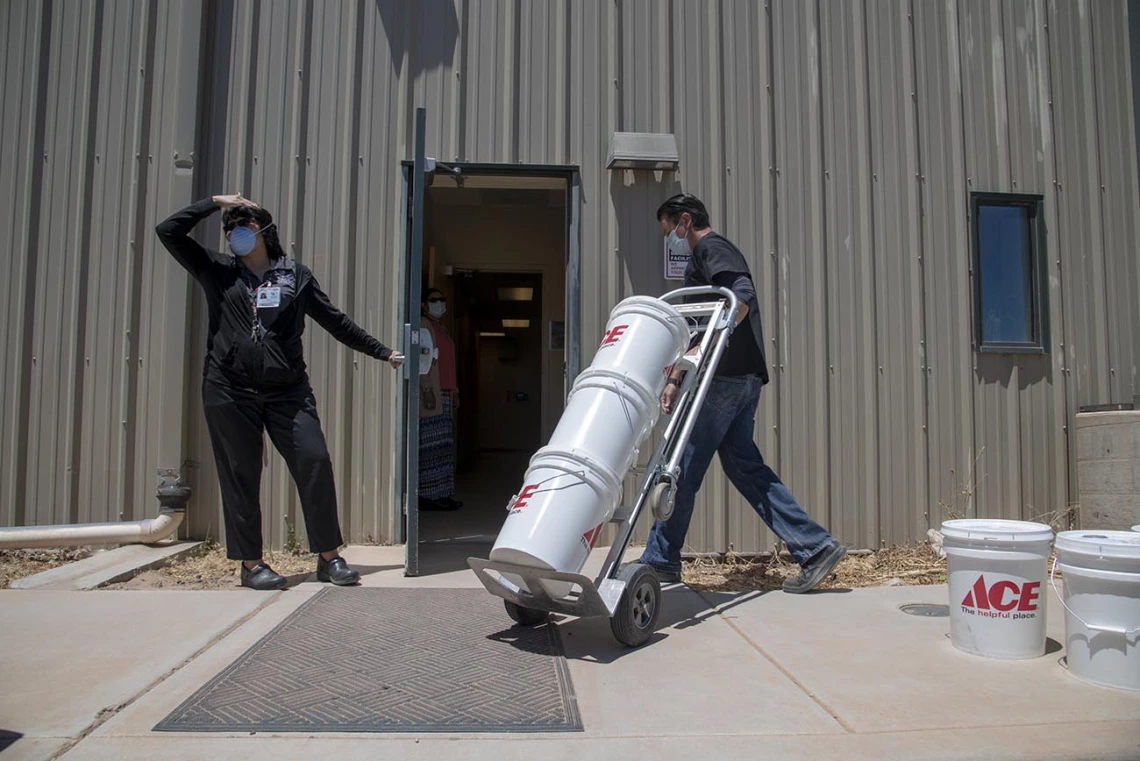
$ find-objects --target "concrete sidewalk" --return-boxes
[1,544,1137,761]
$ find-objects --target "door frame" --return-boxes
[397,154,582,576]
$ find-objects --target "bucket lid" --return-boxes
[940,519,1054,543]
[1055,530,1140,559]
[610,297,690,347]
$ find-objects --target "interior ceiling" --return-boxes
[429,173,567,190]
[430,186,564,208]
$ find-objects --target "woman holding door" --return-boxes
[155,192,404,590]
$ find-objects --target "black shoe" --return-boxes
[782,541,847,594]
[419,497,459,511]
[240,562,288,591]
[317,555,360,586]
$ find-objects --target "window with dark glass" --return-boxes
[970,193,1048,353]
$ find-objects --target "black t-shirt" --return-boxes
[683,233,769,382]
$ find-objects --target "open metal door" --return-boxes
[566,171,582,391]
[399,108,427,576]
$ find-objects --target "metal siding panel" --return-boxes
[464,0,516,162]
[773,0,830,538]
[821,0,878,548]
[620,0,669,134]
[1093,0,1140,403]
[722,0,778,556]
[914,0,976,524]
[1050,0,1110,410]
[960,0,1022,522]
[1002,0,1068,522]
[141,0,206,539]
[349,0,405,544]
[0,0,44,527]
[519,1,568,163]
[27,2,96,526]
[79,1,149,524]
[867,1,928,544]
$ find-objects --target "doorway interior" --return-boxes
[415,172,570,572]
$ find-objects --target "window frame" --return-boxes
[969,191,1050,355]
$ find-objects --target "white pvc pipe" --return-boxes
[0,511,184,550]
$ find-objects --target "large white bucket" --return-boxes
[589,296,692,400]
[941,519,1055,659]
[1053,530,1140,691]
[489,296,689,596]
[542,372,657,486]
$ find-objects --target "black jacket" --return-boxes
[156,198,392,389]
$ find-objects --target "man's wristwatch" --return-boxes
[665,377,681,388]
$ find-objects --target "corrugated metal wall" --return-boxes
[2,0,1137,556]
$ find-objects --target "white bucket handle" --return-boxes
[1050,557,1140,637]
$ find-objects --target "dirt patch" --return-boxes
[0,548,93,589]
[682,544,947,592]
[107,545,318,590]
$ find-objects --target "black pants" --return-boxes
[202,379,343,561]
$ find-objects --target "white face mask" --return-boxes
[427,301,446,318]
[667,224,691,259]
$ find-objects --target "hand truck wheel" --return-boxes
[610,563,662,647]
[504,600,549,627]
[650,481,676,522]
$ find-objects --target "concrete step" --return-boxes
[10,541,203,590]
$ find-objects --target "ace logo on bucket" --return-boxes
[960,574,1041,620]
[508,484,540,514]
[599,324,629,349]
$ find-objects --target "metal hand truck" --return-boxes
[468,286,739,647]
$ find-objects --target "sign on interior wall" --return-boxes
[549,321,564,351]
[664,237,690,280]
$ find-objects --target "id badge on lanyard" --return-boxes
[256,285,281,309]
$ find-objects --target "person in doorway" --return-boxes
[418,288,463,511]
[155,193,404,591]
[639,193,846,593]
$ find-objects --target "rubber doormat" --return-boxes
[154,587,581,733]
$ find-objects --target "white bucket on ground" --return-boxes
[941,519,1055,659]
[489,296,689,598]
[1053,530,1140,691]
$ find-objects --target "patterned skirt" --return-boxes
[418,392,455,500]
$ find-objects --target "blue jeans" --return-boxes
[640,375,834,573]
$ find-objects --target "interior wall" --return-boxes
[474,276,544,452]
[423,187,567,446]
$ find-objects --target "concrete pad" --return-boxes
[0,590,273,739]
[0,737,69,761]
[55,719,1140,761]
[705,584,1140,733]
[558,583,844,737]
[90,586,323,739]
[94,566,839,741]
[10,542,202,590]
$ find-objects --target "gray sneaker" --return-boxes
[639,562,682,585]
[782,541,846,594]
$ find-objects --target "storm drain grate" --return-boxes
[155,587,581,733]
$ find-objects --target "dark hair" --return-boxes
[222,206,285,260]
[655,193,710,228]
